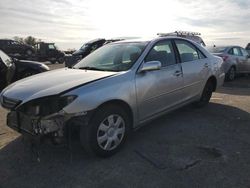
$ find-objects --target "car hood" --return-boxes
[1,68,117,104]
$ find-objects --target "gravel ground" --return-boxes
[0,66,250,188]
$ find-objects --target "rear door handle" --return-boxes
[173,70,182,77]
[204,63,209,68]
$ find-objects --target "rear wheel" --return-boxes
[57,57,64,64]
[80,105,130,157]
[50,60,56,64]
[194,80,214,107]
[226,67,236,81]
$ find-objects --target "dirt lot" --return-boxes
[0,65,250,188]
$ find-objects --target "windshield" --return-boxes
[74,42,148,72]
[0,50,13,67]
[208,46,227,53]
[80,43,90,50]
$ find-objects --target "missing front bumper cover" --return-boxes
[7,110,89,136]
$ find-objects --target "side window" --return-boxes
[240,48,249,57]
[237,47,243,56]
[145,40,176,67]
[232,47,242,56]
[175,40,199,63]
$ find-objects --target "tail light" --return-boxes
[219,55,229,62]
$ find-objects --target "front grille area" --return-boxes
[1,96,22,110]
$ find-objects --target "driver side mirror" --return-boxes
[139,61,162,72]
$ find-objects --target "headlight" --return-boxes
[19,95,77,116]
[40,64,50,71]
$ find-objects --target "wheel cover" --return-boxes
[97,114,125,151]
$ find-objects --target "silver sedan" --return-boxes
[209,46,250,81]
[0,36,225,157]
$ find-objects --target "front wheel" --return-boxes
[194,80,214,107]
[80,105,130,157]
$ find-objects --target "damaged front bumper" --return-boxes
[7,110,91,140]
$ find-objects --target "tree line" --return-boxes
[13,36,43,46]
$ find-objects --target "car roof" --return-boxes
[214,45,243,49]
[111,36,198,44]
[0,39,12,41]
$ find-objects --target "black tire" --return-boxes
[57,57,64,64]
[50,60,56,64]
[80,105,130,158]
[226,67,236,81]
[194,80,214,107]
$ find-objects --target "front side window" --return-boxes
[48,44,56,49]
[145,40,176,67]
[74,42,148,72]
[175,40,200,62]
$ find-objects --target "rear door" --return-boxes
[136,39,184,121]
[174,39,209,101]
[239,48,250,73]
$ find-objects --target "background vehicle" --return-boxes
[157,31,206,47]
[0,39,34,57]
[0,50,49,91]
[65,38,124,67]
[0,37,224,157]
[209,46,250,81]
[34,42,65,64]
[246,43,250,55]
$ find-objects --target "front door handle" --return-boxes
[173,70,182,77]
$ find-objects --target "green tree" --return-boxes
[13,36,24,44]
[24,36,37,46]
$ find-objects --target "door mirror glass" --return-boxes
[140,61,161,72]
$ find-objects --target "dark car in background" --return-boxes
[34,42,65,64]
[65,38,123,67]
[0,50,49,91]
[0,39,34,57]
[246,43,250,55]
[209,46,250,81]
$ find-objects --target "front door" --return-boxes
[136,40,184,122]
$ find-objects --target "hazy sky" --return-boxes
[0,0,250,50]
